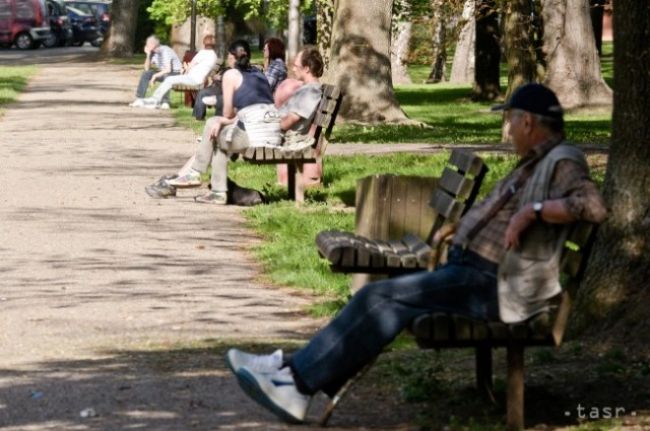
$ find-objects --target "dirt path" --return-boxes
[0,53,422,430]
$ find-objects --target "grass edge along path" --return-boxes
[0,65,38,117]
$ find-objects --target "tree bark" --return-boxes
[449,0,475,84]
[317,0,336,74]
[500,0,539,140]
[287,0,301,61]
[101,0,139,57]
[541,0,612,108]
[391,0,413,85]
[427,0,447,83]
[326,0,412,123]
[574,0,650,349]
[472,0,500,100]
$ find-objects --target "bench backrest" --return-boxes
[311,84,343,153]
[426,150,488,243]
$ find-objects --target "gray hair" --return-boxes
[510,108,565,136]
[146,35,160,47]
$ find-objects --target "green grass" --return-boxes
[107,53,147,65]
[334,41,613,145]
[226,153,517,312]
[0,66,38,115]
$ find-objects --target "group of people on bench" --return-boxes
[138,36,324,204]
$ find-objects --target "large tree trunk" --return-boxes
[326,0,412,123]
[500,0,539,140]
[287,0,301,61]
[449,0,475,84]
[390,0,413,85]
[101,0,139,57]
[316,0,335,74]
[541,0,612,108]
[574,0,650,351]
[472,0,500,100]
[427,0,447,83]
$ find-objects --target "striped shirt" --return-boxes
[151,45,182,73]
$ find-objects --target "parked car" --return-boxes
[42,0,72,47]
[0,0,52,49]
[64,0,110,35]
[65,4,101,46]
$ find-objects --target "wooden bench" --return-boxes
[410,222,596,430]
[315,150,488,274]
[171,82,204,107]
[241,84,343,202]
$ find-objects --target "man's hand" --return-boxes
[209,119,223,139]
[433,223,457,244]
[504,204,535,249]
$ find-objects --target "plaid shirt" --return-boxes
[453,140,606,264]
[265,58,287,93]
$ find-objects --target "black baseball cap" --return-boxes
[491,83,564,119]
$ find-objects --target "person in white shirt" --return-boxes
[143,34,218,109]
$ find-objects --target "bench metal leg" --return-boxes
[287,163,296,200]
[475,346,494,401]
[506,345,525,431]
[319,361,375,427]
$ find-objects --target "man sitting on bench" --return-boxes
[225,83,608,423]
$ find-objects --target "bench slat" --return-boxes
[449,150,485,177]
[438,167,476,200]
[430,189,464,220]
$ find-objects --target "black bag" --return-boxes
[226,178,266,206]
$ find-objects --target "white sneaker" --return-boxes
[202,95,217,106]
[142,97,159,109]
[129,98,144,107]
[160,102,170,110]
[226,349,283,373]
[166,169,202,187]
[236,366,310,424]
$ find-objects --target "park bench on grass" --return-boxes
[240,84,342,202]
[171,82,204,107]
[315,149,488,276]
[314,151,597,430]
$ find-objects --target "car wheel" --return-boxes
[42,33,58,48]
[14,32,34,50]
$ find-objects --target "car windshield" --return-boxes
[48,0,67,16]
[67,5,90,16]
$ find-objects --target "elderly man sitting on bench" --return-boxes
[224,83,608,424]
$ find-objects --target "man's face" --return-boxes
[292,52,308,80]
[507,109,531,156]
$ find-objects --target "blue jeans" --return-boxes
[135,70,178,103]
[290,248,499,397]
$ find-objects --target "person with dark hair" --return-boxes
[225,83,607,424]
[163,40,281,204]
[142,34,218,109]
[263,37,287,94]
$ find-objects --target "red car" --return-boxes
[0,0,52,49]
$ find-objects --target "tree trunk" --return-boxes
[326,0,412,123]
[391,0,412,85]
[216,15,226,61]
[317,0,335,74]
[101,0,139,57]
[427,0,447,83]
[449,0,475,84]
[574,0,650,351]
[473,0,500,100]
[287,0,301,61]
[541,0,612,108]
[500,0,539,140]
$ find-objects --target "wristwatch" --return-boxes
[533,201,544,222]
